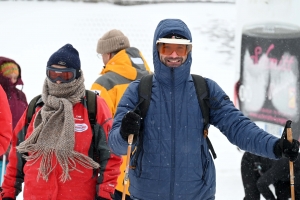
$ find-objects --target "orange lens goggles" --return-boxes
[46,66,76,83]
[157,43,191,56]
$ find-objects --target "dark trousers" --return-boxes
[241,152,291,200]
[241,152,272,200]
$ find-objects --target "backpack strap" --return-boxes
[85,90,97,126]
[192,74,217,159]
[130,74,153,170]
[136,74,153,118]
[84,90,99,177]
[24,94,43,157]
[191,75,209,128]
[26,94,43,126]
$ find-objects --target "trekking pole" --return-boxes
[122,134,134,200]
[286,120,295,200]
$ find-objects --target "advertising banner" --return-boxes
[238,23,300,140]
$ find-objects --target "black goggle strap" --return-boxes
[46,66,77,74]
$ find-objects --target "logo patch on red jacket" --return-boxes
[75,123,88,132]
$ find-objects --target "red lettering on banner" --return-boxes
[250,44,294,71]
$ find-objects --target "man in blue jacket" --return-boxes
[108,18,299,200]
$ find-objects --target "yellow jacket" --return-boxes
[91,47,151,195]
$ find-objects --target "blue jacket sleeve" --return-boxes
[108,81,140,156]
[207,78,279,159]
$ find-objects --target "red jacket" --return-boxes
[2,95,121,200]
[0,85,12,155]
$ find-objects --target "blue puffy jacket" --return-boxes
[108,19,279,200]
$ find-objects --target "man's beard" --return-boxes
[162,56,184,68]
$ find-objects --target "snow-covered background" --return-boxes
[0,0,299,199]
[0,1,237,102]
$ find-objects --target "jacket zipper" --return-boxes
[170,68,175,200]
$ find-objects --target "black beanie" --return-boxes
[47,44,81,70]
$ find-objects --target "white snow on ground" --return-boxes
[0,1,264,199]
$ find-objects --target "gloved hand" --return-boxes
[120,111,141,143]
[274,139,299,162]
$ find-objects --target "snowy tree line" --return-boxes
[110,0,235,5]
[0,0,235,5]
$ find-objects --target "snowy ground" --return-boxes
[0,1,247,199]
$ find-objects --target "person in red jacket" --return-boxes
[0,57,28,183]
[0,85,12,156]
[0,57,28,128]
[1,44,121,200]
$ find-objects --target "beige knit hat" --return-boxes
[97,29,130,54]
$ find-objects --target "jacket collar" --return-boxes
[101,47,149,81]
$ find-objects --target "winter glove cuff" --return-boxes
[273,140,282,159]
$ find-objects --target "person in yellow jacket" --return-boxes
[91,29,151,200]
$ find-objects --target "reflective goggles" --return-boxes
[46,66,77,83]
[157,43,192,56]
[156,37,192,56]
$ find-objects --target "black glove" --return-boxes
[274,139,299,162]
[120,111,141,143]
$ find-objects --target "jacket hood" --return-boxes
[152,19,192,86]
[101,47,150,81]
[0,56,24,86]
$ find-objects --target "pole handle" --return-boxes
[286,121,295,200]
[122,134,134,200]
[127,134,134,145]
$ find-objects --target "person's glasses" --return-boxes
[97,54,102,59]
[46,66,76,83]
[157,43,192,56]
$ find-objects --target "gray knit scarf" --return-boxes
[17,72,100,182]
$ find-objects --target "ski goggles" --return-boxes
[46,66,77,83]
[156,37,192,56]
